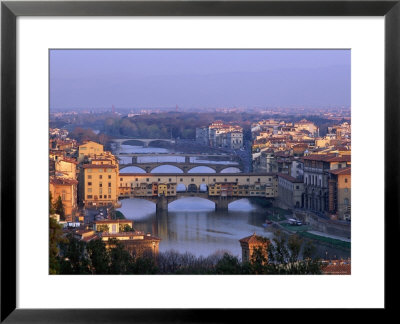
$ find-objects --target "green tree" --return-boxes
[54,196,65,221]
[49,217,66,274]
[108,238,132,274]
[59,234,90,274]
[87,239,110,274]
[96,224,109,232]
[128,257,158,274]
[250,247,269,274]
[49,191,55,215]
[266,231,322,274]
[119,224,133,232]
[215,253,242,274]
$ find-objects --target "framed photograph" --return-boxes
[1,0,398,322]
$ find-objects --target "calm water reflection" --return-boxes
[118,198,271,258]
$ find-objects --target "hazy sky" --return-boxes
[50,49,350,110]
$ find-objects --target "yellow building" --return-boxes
[78,141,104,162]
[94,219,134,233]
[49,176,78,221]
[102,231,161,259]
[158,183,168,196]
[328,167,351,221]
[94,220,161,258]
[55,157,77,179]
[82,164,118,207]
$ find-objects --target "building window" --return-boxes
[87,195,92,199]
[88,182,92,186]
[88,188,92,193]
[99,175,102,179]
[108,182,111,187]
[99,183,103,187]
[345,178,348,183]
[191,178,194,182]
[169,178,172,182]
[146,178,149,182]
[108,189,111,194]
[120,178,123,181]
[108,175,111,179]
[88,175,92,179]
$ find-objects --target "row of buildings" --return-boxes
[196,120,244,150]
[49,130,161,258]
[251,119,351,221]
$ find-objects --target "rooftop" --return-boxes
[328,167,351,175]
[82,164,117,169]
[277,173,303,183]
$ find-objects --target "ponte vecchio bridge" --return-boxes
[118,173,277,211]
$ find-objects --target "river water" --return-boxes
[114,142,350,260]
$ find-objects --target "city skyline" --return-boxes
[50,49,351,110]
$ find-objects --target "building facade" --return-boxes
[277,173,304,209]
[302,154,351,214]
[328,167,351,220]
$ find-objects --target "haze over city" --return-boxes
[50,49,350,110]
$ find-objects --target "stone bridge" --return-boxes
[119,162,243,174]
[112,138,176,147]
[121,192,271,212]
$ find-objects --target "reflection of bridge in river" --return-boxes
[118,173,277,212]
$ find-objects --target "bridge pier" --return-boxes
[156,196,168,212]
[131,156,138,164]
[215,197,229,212]
[185,156,190,163]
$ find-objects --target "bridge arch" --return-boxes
[187,166,216,173]
[121,139,146,146]
[150,165,184,173]
[168,196,215,211]
[220,166,242,173]
[119,165,147,173]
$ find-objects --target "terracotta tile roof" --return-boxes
[302,154,351,163]
[49,176,78,185]
[81,234,99,242]
[60,157,78,164]
[239,233,268,244]
[82,164,117,169]
[102,231,161,241]
[94,219,133,225]
[277,173,303,183]
[328,167,351,175]
[321,262,351,275]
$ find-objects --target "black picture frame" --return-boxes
[1,0,398,322]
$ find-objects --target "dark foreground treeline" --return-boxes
[50,218,322,275]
